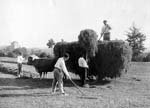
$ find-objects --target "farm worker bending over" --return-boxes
[17,52,24,78]
[100,20,112,41]
[78,55,89,87]
[51,53,71,96]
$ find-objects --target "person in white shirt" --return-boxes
[78,55,89,87]
[100,20,112,41]
[51,53,71,95]
[17,52,24,78]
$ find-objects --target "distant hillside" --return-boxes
[27,47,54,57]
[27,47,53,53]
[0,45,8,50]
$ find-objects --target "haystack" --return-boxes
[89,40,132,80]
[54,42,85,77]
[54,40,132,80]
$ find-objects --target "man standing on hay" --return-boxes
[100,20,112,41]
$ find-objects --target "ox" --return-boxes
[27,55,57,79]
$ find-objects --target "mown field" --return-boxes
[0,57,150,108]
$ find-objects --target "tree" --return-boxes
[47,39,55,48]
[10,41,20,49]
[0,50,5,57]
[13,47,28,57]
[126,25,146,61]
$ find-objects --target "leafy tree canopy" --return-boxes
[126,24,146,61]
[47,38,55,48]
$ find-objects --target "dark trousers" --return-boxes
[80,67,88,86]
[103,33,110,41]
[17,63,22,75]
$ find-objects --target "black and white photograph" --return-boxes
[0,0,150,108]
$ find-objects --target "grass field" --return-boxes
[0,57,150,108]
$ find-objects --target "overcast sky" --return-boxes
[0,0,150,48]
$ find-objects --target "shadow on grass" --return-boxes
[0,63,112,90]
[0,92,52,97]
[0,63,112,91]
[0,77,111,91]
[89,79,111,86]
[0,77,83,90]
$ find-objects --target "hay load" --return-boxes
[54,29,98,80]
[89,40,132,80]
[54,40,132,80]
[54,29,132,81]
[78,29,98,57]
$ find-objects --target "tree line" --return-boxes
[0,24,149,62]
[0,43,54,59]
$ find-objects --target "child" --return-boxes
[51,53,71,96]
[17,52,24,77]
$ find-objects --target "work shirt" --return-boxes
[54,57,70,77]
[17,55,24,64]
[101,24,111,34]
[78,57,88,68]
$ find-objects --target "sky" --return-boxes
[0,0,150,48]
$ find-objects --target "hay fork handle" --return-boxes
[69,78,85,95]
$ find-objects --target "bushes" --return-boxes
[0,50,5,57]
[132,53,146,62]
[13,47,28,57]
[7,52,16,58]
[30,48,54,58]
[54,40,132,80]
[131,52,150,62]
[143,53,150,62]
[0,47,54,59]
[0,47,29,58]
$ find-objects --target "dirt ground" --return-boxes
[0,62,150,108]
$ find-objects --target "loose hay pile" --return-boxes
[78,29,98,57]
[54,40,132,80]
